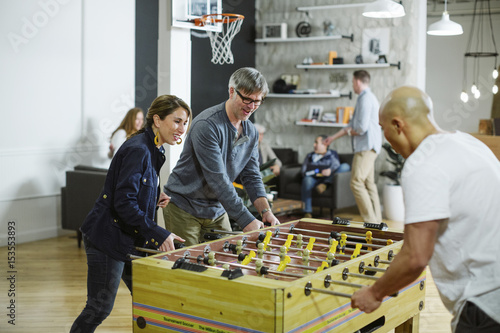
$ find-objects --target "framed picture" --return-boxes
[362,28,390,64]
[263,23,287,39]
[308,105,324,121]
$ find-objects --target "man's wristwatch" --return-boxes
[260,208,270,216]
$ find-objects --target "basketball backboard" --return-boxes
[171,0,222,31]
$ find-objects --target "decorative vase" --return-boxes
[383,184,405,222]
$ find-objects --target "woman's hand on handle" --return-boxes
[159,233,184,252]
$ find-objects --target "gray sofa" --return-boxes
[61,165,107,247]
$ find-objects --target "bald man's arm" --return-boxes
[351,220,440,313]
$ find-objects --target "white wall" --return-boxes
[426,3,500,132]
[0,0,136,246]
[156,0,192,228]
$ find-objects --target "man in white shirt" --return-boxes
[351,86,500,332]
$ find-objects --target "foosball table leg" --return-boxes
[395,313,420,333]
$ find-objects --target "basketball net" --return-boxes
[198,14,244,65]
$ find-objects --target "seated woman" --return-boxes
[301,134,350,218]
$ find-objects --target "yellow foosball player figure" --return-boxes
[351,86,500,332]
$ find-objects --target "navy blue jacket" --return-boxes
[80,127,170,262]
[301,150,341,177]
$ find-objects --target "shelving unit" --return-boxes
[296,62,401,70]
[255,34,353,43]
[295,121,347,128]
[267,92,352,99]
[296,3,369,11]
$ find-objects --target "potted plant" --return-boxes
[380,143,405,222]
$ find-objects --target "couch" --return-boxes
[271,148,300,196]
[61,165,108,247]
[278,153,356,219]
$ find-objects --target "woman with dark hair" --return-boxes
[70,95,192,332]
[108,107,144,158]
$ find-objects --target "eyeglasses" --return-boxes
[235,90,264,106]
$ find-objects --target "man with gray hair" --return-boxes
[163,67,280,246]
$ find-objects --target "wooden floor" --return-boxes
[0,208,452,333]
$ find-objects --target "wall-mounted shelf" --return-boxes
[296,121,347,128]
[296,3,369,12]
[255,34,353,43]
[296,62,401,70]
[267,92,352,99]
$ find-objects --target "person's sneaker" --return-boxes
[316,183,327,194]
[304,213,312,218]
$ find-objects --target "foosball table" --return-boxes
[131,218,426,332]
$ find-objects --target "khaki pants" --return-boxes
[163,203,231,247]
[350,150,382,223]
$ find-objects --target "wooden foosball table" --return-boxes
[131,218,426,332]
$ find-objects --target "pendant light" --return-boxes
[427,0,463,36]
[362,0,405,18]
[461,0,498,102]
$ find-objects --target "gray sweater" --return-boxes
[164,102,266,229]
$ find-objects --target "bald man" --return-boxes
[351,86,500,332]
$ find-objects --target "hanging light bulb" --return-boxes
[493,68,499,79]
[474,88,481,99]
[471,84,477,94]
[460,91,469,103]
[493,85,499,94]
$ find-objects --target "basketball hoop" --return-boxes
[194,13,244,65]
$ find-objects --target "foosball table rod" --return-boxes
[269,233,383,252]
[288,226,389,245]
[230,244,334,262]
[207,250,323,271]
[304,282,353,298]
[182,253,305,278]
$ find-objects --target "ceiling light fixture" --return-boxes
[362,0,405,18]
[461,0,498,102]
[427,0,463,36]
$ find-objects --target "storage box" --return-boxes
[336,106,354,124]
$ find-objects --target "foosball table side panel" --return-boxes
[132,258,286,332]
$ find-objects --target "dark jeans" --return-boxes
[301,175,332,213]
[70,238,132,333]
[455,301,500,333]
